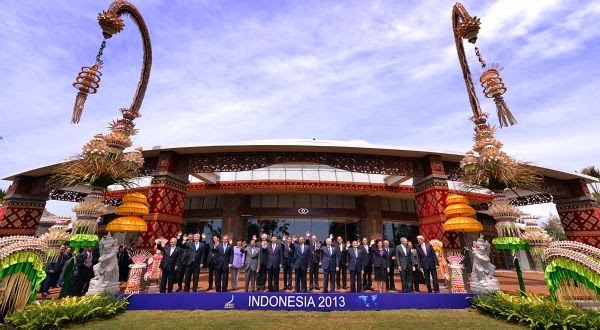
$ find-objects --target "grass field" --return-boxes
[73,310,523,329]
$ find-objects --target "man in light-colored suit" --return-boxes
[243,238,261,292]
[322,237,340,293]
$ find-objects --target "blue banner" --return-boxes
[124,292,475,311]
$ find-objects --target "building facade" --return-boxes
[1,140,598,252]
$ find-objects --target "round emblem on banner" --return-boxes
[297,208,310,215]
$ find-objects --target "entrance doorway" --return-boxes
[246,217,359,242]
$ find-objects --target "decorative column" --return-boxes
[414,155,460,249]
[137,151,187,248]
[0,176,48,237]
[222,194,244,240]
[556,179,600,248]
[362,196,383,240]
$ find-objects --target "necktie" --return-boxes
[355,248,358,258]
[329,246,332,255]
[301,245,304,254]
[272,244,275,252]
[195,243,199,250]
[170,247,174,256]
[423,244,427,256]
[224,244,227,252]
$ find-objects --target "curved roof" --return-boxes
[3,139,596,183]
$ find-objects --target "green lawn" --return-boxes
[73,310,524,329]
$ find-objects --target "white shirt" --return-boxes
[301,245,304,254]
[195,242,199,250]
[354,248,358,257]
[328,246,332,255]
[422,243,427,256]
[401,245,407,255]
[169,247,174,256]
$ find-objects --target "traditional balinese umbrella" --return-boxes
[106,192,148,233]
[442,194,483,293]
[443,194,483,233]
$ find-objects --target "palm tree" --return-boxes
[0,188,6,206]
[580,166,600,202]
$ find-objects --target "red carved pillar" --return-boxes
[556,179,600,247]
[0,176,48,237]
[137,151,188,248]
[413,155,460,249]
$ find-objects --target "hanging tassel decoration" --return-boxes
[71,63,102,124]
[494,95,516,128]
[71,40,106,124]
[480,67,516,128]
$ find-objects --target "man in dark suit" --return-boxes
[157,237,182,293]
[206,235,219,291]
[41,245,68,297]
[335,236,348,290]
[117,245,132,282]
[416,235,439,293]
[308,235,322,291]
[395,237,413,293]
[263,235,283,292]
[174,232,189,292]
[360,237,373,291]
[257,233,269,291]
[292,236,309,293]
[282,236,295,290]
[321,238,340,293]
[183,233,207,292]
[213,235,234,292]
[347,240,363,293]
[383,239,395,291]
[71,245,98,296]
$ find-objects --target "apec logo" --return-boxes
[224,295,235,309]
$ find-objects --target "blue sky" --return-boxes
[1,0,599,216]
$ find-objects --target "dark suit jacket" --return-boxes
[416,243,438,269]
[372,248,389,268]
[395,244,412,270]
[157,244,182,271]
[384,246,394,267]
[292,242,310,270]
[336,243,348,266]
[321,245,340,271]
[347,247,363,272]
[183,241,207,267]
[212,242,234,270]
[259,241,270,266]
[262,243,283,269]
[282,242,295,266]
[360,244,373,267]
[117,251,131,269]
[309,241,322,264]
[75,250,97,273]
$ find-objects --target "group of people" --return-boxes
[155,232,441,294]
[40,244,133,297]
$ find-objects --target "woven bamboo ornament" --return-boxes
[442,194,483,232]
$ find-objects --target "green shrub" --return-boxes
[4,293,128,329]
[471,292,600,329]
